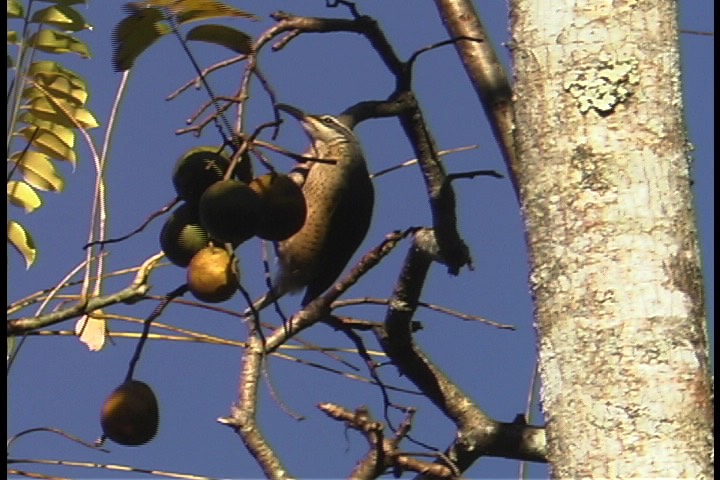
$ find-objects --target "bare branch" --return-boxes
[370,145,479,179]
[377,232,547,473]
[318,403,457,479]
[432,0,518,199]
[218,334,291,480]
[167,54,248,101]
[262,229,412,353]
[7,253,166,335]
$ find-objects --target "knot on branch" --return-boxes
[218,409,251,430]
[413,227,471,274]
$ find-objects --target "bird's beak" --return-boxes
[276,103,306,121]
[277,103,322,156]
[277,103,321,146]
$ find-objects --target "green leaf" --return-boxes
[8,181,43,213]
[185,24,252,54]
[112,4,170,71]
[23,75,89,105]
[29,29,91,58]
[30,5,92,31]
[15,126,77,165]
[7,0,24,18]
[8,30,19,44]
[9,150,65,192]
[23,96,99,129]
[7,220,38,269]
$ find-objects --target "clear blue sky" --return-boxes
[8,2,713,479]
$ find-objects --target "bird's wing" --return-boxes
[300,171,374,306]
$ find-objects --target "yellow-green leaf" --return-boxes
[15,126,77,165]
[8,181,43,213]
[29,29,91,58]
[16,117,75,147]
[112,4,170,71]
[23,96,99,129]
[28,61,86,89]
[35,0,87,5]
[30,5,92,31]
[143,0,183,6]
[175,0,257,24]
[18,111,76,134]
[33,71,88,96]
[8,0,24,18]
[185,24,252,55]
[143,0,258,23]
[23,75,89,105]
[8,30,19,44]
[7,220,37,269]
[9,150,65,192]
[8,337,17,364]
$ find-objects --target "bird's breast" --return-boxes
[275,148,372,290]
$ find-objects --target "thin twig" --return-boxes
[84,198,179,249]
[370,145,478,179]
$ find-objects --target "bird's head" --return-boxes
[277,104,356,149]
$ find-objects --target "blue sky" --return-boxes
[8,2,713,479]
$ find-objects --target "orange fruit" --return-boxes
[186,246,238,303]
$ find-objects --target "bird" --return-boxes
[246,103,374,315]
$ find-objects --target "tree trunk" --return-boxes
[509,1,713,477]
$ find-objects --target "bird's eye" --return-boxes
[322,116,335,125]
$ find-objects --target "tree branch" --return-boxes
[318,403,456,479]
[7,252,165,336]
[433,0,519,199]
[262,230,411,354]
[218,333,291,480]
[377,231,546,474]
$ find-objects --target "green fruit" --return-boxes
[100,380,159,446]
[249,173,307,241]
[199,179,262,245]
[187,246,238,303]
[159,203,209,267]
[172,147,231,203]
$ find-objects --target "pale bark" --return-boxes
[509,1,713,477]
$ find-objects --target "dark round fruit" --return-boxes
[172,147,231,203]
[199,179,262,245]
[187,246,238,303]
[249,173,307,241]
[159,203,209,267]
[100,380,159,446]
[234,150,254,184]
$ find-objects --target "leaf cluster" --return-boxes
[112,0,256,72]
[7,0,97,268]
